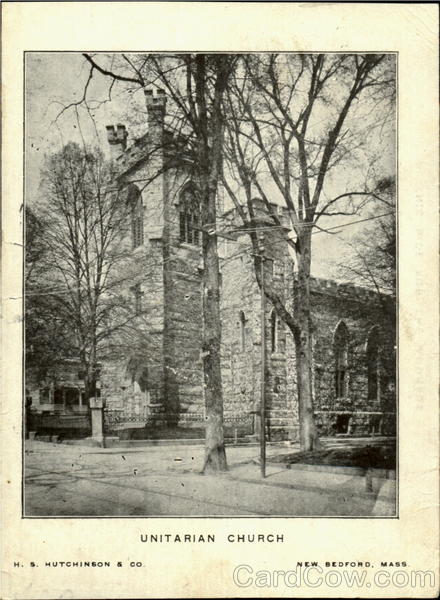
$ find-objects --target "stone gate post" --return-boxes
[89,397,105,447]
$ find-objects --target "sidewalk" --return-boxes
[24,440,396,517]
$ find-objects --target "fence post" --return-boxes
[89,397,105,447]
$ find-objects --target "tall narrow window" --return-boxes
[366,326,381,401]
[128,185,143,249]
[334,321,349,398]
[179,185,200,246]
[239,311,246,351]
[270,309,278,352]
[131,283,143,315]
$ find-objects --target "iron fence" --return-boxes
[103,406,255,435]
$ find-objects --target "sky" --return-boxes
[25,52,396,281]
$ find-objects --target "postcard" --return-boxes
[1,2,438,598]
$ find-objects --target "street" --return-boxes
[24,441,395,517]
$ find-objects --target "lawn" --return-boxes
[269,442,396,470]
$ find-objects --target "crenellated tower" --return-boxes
[102,89,204,431]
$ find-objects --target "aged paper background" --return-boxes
[1,2,438,598]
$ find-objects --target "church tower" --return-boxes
[102,90,205,430]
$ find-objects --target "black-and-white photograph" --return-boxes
[24,52,397,517]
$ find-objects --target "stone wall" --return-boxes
[219,205,396,441]
[162,168,204,426]
[219,205,299,440]
[309,278,396,437]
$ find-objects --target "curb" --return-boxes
[269,461,396,480]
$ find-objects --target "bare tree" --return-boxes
[79,53,237,471]
[30,142,136,409]
[25,206,76,378]
[338,176,396,300]
[222,53,395,450]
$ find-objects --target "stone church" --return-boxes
[29,89,397,441]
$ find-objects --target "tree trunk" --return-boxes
[196,55,228,473]
[200,184,227,472]
[294,233,320,451]
[198,132,227,469]
[294,330,320,451]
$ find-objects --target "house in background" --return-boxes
[26,359,101,414]
[25,359,102,437]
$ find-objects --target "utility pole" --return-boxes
[258,232,266,478]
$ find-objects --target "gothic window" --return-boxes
[127,185,144,249]
[239,311,246,351]
[366,326,381,401]
[179,186,200,246]
[131,283,143,315]
[334,321,349,398]
[125,359,149,404]
[270,309,278,353]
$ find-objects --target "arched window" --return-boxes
[125,358,149,416]
[334,321,349,398]
[270,309,278,353]
[239,311,246,351]
[179,185,200,245]
[130,283,143,315]
[128,185,143,249]
[366,326,381,401]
